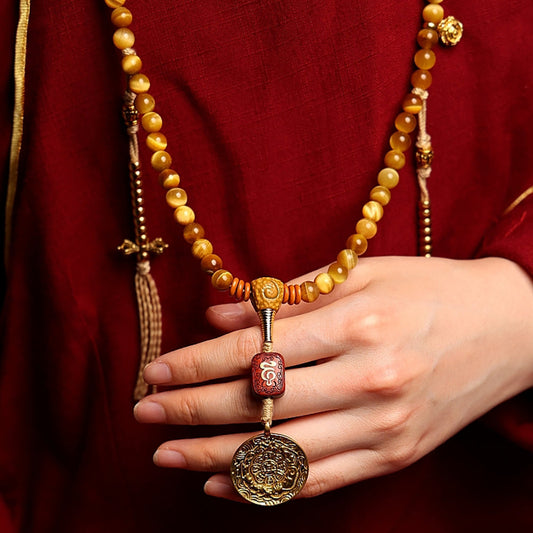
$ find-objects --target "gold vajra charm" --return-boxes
[438,16,464,47]
[230,277,309,506]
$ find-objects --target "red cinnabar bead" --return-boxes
[251,352,285,399]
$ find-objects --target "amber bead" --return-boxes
[135,94,155,114]
[314,273,335,294]
[191,239,213,259]
[402,94,423,115]
[377,168,399,189]
[159,169,180,189]
[356,218,377,239]
[346,233,368,255]
[414,49,436,70]
[200,254,223,274]
[384,150,406,170]
[389,131,411,152]
[183,222,205,243]
[417,28,439,49]
[146,132,167,152]
[165,188,187,208]
[113,28,135,50]
[105,0,125,7]
[300,281,319,303]
[328,263,348,284]
[122,54,142,75]
[174,206,195,225]
[395,112,417,133]
[212,270,234,291]
[111,7,132,27]
[337,249,358,270]
[411,69,432,90]
[423,4,444,24]
[428,0,443,3]
[370,185,391,206]
[362,200,384,222]
[141,112,162,133]
[129,73,151,94]
[151,150,172,171]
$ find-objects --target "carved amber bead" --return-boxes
[129,73,151,94]
[356,218,377,239]
[384,150,405,170]
[328,263,348,284]
[370,185,391,206]
[414,49,436,70]
[314,273,335,294]
[300,281,319,303]
[346,233,368,255]
[378,168,400,189]
[174,206,195,225]
[122,55,142,74]
[165,188,187,208]
[151,151,172,171]
[146,132,167,152]
[135,94,155,114]
[337,248,358,270]
[411,69,432,90]
[142,112,162,132]
[159,169,180,189]
[200,254,223,274]
[113,28,135,49]
[362,200,384,222]
[111,7,132,27]
[212,270,234,291]
[191,239,213,259]
[395,112,417,133]
[183,222,205,243]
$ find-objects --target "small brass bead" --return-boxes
[191,239,213,259]
[423,244,433,254]
[422,217,431,226]
[129,73,151,94]
[165,188,188,208]
[423,235,432,244]
[159,169,180,189]
[337,248,358,270]
[151,150,172,171]
[346,233,368,255]
[370,185,391,206]
[135,94,155,114]
[211,270,234,291]
[174,206,195,225]
[356,218,378,239]
[362,200,384,222]
[113,27,135,49]
[300,281,320,303]
[314,273,335,294]
[423,226,432,236]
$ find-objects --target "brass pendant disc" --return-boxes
[230,433,309,506]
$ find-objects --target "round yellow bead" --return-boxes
[174,206,195,225]
[428,0,443,3]
[411,69,433,90]
[362,200,384,222]
[191,239,213,259]
[165,188,187,208]
[121,54,142,75]
[377,168,400,189]
[423,4,444,24]
[402,94,423,115]
[105,0,125,7]
[384,150,406,170]
[414,49,436,70]
[129,73,150,94]
[146,132,167,152]
[395,112,417,133]
[141,112,162,133]
[346,233,368,255]
[300,281,320,303]
[183,223,204,243]
[151,151,172,171]
[355,218,377,239]
[200,254,223,274]
[112,28,135,50]
[389,131,411,152]
[370,185,391,206]
[211,270,234,291]
[159,169,180,189]
[417,28,439,49]
[328,263,348,284]
[337,249,358,270]
[111,7,132,27]
[314,273,335,294]
[135,94,155,114]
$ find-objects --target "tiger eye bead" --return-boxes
[135,94,155,114]
[414,49,436,70]
[423,4,444,24]
[183,222,204,243]
[111,7,132,27]
[370,185,391,206]
[378,168,400,189]
[390,131,411,152]
[151,150,172,171]
[165,188,187,208]
[362,200,384,222]
[159,169,180,188]
[174,206,195,225]
[200,254,223,274]
[356,218,378,239]
[328,263,348,284]
[346,233,368,255]
[141,112,162,132]
[122,54,142,74]
[300,281,319,303]
[314,273,335,294]
[402,94,423,115]
[395,112,417,133]
[191,239,213,259]
[384,150,406,170]
[129,73,151,94]
[113,28,135,49]
[211,270,234,291]
[105,0,125,7]
[417,28,439,49]
[146,132,167,151]
[337,248,358,270]
[411,69,433,90]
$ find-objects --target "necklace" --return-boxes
[106,0,463,506]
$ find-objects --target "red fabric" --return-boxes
[1,1,532,532]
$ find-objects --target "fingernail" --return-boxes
[134,401,166,423]
[143,361,172,384]
[208,304,245,320]
[153,449,187,468]
[204,476,234,497]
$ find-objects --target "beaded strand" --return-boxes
[106,0,457,303]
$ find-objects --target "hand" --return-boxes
[133,256,533,502]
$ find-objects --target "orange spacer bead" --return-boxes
[230,277,239,297]
[282,284,290,304]
[243,282,251,302]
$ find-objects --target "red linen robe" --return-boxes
[1,1,532,531]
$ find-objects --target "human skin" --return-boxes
[133,256,533,502]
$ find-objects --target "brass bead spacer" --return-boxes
[416,147,434,169]
[122,103,139,127]
[438,16,464,47]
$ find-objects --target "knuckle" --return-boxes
[381,441,419,471]
[197,444,224,471]
[178,394,202,426]
[301,471,330,499]
[373,405,412,436]
[233,328,262,367]
[363,357,411,396]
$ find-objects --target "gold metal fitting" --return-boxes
[416,147,434,169]
[438,16,464,47]
[122,103,139,127]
